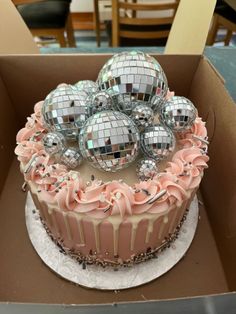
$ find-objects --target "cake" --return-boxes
[15,52,209,268]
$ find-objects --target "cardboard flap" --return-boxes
[0,0,38,54]
[165,0,216,55]
[189,57,236,289]
[0,74,18,194]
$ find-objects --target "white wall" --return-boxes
[70,0,94,12]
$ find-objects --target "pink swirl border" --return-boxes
[15,101,209,219]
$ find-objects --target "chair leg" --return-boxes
[112,0,119,47]
[225,30,232,46]
[93,0,101,47]
[57,30,67,47]
[66,13,76,47]
[207,14,219,46]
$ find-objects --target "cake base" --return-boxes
[25,192,199,290]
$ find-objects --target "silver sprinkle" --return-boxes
[21,182,27,192]
[192,135,209,145]
[147,189,167,204]
[24,155,37,173]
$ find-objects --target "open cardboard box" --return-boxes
[1,0,236,310]
[0,53,236,305]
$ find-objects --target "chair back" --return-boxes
[112,0,180,46]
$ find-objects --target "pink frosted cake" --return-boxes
[15,52,209,268]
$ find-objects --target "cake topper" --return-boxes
[97,51,168,115]
[79,110,140,172]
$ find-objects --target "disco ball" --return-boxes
[60,147,82,169]
[79,110,140,172]
[43,132,65,155]
[42,85,90,141]
[136,158,158,181]
[87,91,114,115]
[97,51,168,115]
[74,80,98,95]
[131,104,154,129]
[160,96,198,132]
[141,124,175,161]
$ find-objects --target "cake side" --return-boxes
[15,101,209,266]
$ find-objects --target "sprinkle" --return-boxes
[147,189,167,204]
[192,134,209,145]
[141,189,151,196]
[91,174,95,181]
[24,155,37,173]
[21,182,27,192]
[116,192,122,200]
[103,205,111,213]
[100,194,113,206]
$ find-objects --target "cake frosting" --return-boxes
[15,98,209,266]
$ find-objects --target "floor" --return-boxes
[39,29,236,52]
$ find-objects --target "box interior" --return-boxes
[0,54,235,304]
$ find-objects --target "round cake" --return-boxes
[15,52,209,268]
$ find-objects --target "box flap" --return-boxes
[165,0,216,55]
[0,0,39,54]
[189,57,236,290]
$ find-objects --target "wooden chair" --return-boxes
[111,0,180,47]
[12,0,76,47]
[207,0,236,45]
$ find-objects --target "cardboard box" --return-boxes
[0,53,236,305]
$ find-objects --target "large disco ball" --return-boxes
[97,51,168,115]
[42,85,90,141]
[160,96,198,132]
[141,124,175,161]
[79,111,140,172]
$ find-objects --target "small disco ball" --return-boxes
[141,124,175,161]
[160,96,198,132]
[131,104,154,129]
[136,158,158,181]
[79,110,140,172]
[74,80,98,95]
[43,132,65,155]
[60,147,82,169]
[87,91,114,115]
[42,85,90,141]
[97,51,168,115]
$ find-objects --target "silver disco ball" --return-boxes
[74,80,98,95]
[42,85,90,141]
[131,104,154,129]
[97,51,168,115]
[60,147,82,169]
[141,124,175,161]
[79,110,140,172]
[87,91,114,115]
[136,158,158,181]
[43,132,65,155]
[160,96,198,132]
